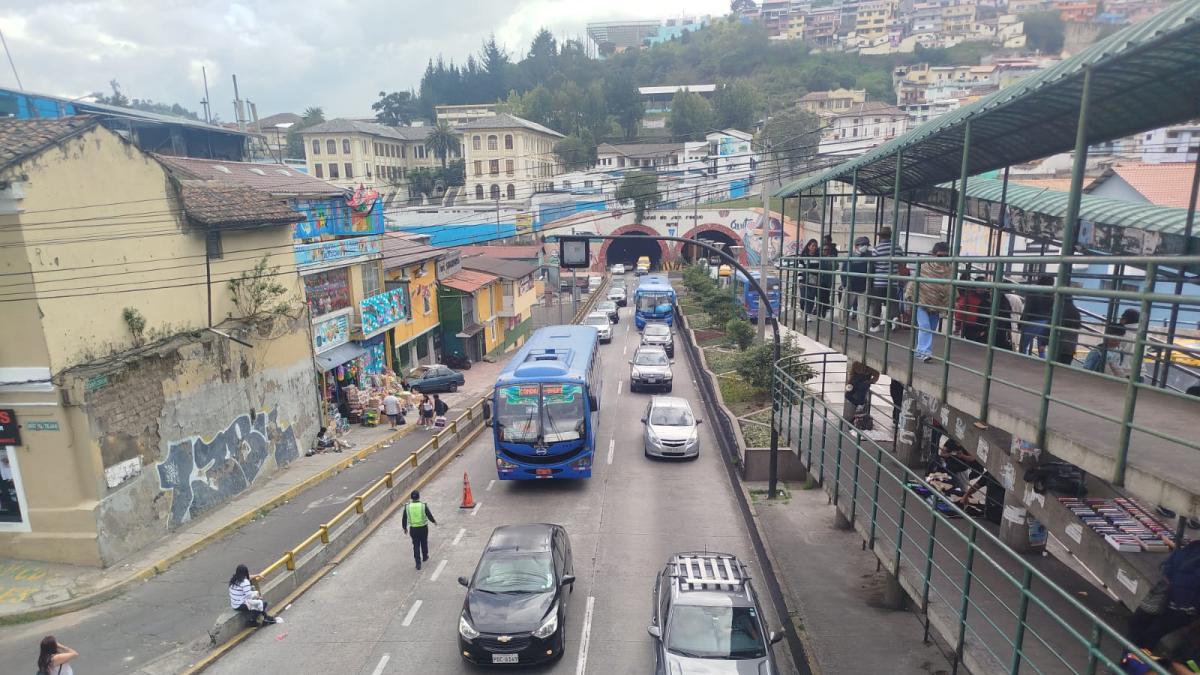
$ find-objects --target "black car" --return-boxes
[458,524,575,666]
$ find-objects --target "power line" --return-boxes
[0,27,22,91]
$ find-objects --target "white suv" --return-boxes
[584,312,613,343]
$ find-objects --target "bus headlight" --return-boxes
[497,457,518,470]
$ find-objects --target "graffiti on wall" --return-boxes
[156,409,300,527]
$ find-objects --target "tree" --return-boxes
[480,36,511,101]
[440,159,465,187]
[426,121,460,168]
[616,171,661,223]
[523,28,559,88]
[712,80,762,131]
[408,168,437,200]
[92,79,129,107]
[668,89,715,142]
[604,75,644,139]
[726,318,755,350]
[372,91,420,126]
[286,106,327,159]
[228,257,297,323]
[1023,11,1066,55]
[736,340,812,392]
[553,134,596,171]
[759,106,822,173]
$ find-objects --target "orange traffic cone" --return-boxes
[460,472,476,509]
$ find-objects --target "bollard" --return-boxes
[354,496,364,514]
[319,524,329,544]
[285,551,295,571]
[385,470,395,488]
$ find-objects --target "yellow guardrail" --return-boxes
[254,396,487,584]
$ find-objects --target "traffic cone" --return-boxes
[460,472,476,509]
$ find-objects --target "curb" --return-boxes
[181,419,487,675]
[0,424,418,625]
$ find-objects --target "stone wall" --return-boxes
[69,325,319,565]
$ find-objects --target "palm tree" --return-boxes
[301,107,325,125]
[426,121,460,169]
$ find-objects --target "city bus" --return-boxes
[634,275,676,330]
[491,325,602,480]
[733,271,781,322]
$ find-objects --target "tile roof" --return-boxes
[460,255,538,280]
[381,232,442,269]
[454,113,564,138]
[1089,163,1197,208]
[156,155,344,197]
[440,269,499,293]
[300,118,433,141]
[830,100,907,118]
[0,116,98,172]
[175,179,303,229]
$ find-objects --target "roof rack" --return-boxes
[669,553,747,591]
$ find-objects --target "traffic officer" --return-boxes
[402,490,437,570]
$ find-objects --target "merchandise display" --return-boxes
[1058,496,1174,552]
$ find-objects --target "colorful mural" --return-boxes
[362,337,387,375]
[313,312,350,353]
[292,197,383,239]
[361,288,407,335]
[295,236,383,269]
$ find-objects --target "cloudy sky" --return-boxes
[0,0,729,119]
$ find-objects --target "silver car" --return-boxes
[607,286,627,307]
[629,347,673,393]
[641,396,699,459]
[597,300,619,323]
[584,312,613,343]
[641,321,674,357]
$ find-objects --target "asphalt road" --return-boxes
[203,299,794,675]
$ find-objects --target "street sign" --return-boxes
[558,236,590,269]
[0,409,20,446]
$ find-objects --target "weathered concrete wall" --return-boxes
[80,325,318,565]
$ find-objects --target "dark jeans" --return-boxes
[1019,320,1050,356]
[1129,607,1196,650]
[236,601,272,625]
[410,525,429,564]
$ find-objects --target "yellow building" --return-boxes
[436,251,506,362]
[855,1,895,42]
[797,88,869,116]
[0,117,319,566]
[460,255,541,351]
[382,233,445,372]
[786,13,806,41]
[458,113,565,204]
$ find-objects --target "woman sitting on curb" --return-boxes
[229,564,281,626]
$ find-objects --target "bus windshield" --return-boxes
[495,383,587,444]
[637,292,673,313]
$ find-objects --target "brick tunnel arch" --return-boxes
[596,224,670,271]
[677,223,748,265]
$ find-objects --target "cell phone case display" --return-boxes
[304,268,352,317]
[1058,496,1174,552]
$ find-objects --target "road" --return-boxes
[203,295,795,675]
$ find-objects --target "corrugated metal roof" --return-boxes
[440,269,498,293]
[776,1,1200,198]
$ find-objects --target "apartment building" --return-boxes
[435,104,497,128]
[855,1,896,42]
[798,88,869,116]
[300,119,452,206]
[459,113,565,203]
[818,101,909,156]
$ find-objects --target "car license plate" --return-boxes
[492,654,519,664]
[535,468,552,475]
[647,378,659,383]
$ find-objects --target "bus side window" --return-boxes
[588,393,599,412]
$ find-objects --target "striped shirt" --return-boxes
[229,579,255,609]
[870,241,904,287]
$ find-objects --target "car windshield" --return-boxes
[585,315,608,326]
[599,302,616,311]
[637,292,673,313]
[645,324,670,337]
[474,552,554,594]
[495,383,587,443]
[542,383,586,442]
[667,605,767,660]
[650,406,693,426]
[635,351,669,366]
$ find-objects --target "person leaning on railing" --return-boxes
[905,242,952,363]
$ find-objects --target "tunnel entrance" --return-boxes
[681,230,739,264]
[604,231,663,270]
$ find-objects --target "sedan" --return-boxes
[597,300,620,324]
[641,322,674,357]
[612,263,626,274]
[641,396,701,459]
[458,524,574,666]
[607,286,627,307]
[584,312,613,343]
[630,346,673,393]
[407,364,465,393]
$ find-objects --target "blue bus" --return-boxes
[492,325,602,480]
[734,271,781,321]
[634,275,676,329]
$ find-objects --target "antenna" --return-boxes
[200,66,212,123]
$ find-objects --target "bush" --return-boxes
[682,264,715,296]
[726,318,755,350]
[701,287,740,325]
[735,339,814,393]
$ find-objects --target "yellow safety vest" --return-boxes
[406,501,427,528]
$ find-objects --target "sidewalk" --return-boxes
[0,363,501,624]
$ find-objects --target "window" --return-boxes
[506,184,515,199]
[342,139,351,154]
[326,139,337,154]
[418,146,425,159]
[489,159,499,175]
[584,180,593,188]
[488,135,498,150]
[490,184,501,200]
[344,163,353,179]
[473,135,482,151]
[315,164,324,178]
[205,231,223,260]
[361,140,367,152]
[402,145,407,159]
[362,263,383,298]
[312,139,321,155]
[504,134,514,150]
[329,163,339,179]
[373,143,380,155]
[375,165,381,178]
[474,160,483,176]
[303,268,351,317]
[475,184,485,200]
[506,159,514,175]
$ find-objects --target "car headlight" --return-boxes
[631,368,642,379]
[646,426,659,443]
[663,372,673,381]
[459,613,479,640]
[686,431,698,446]
[532,609,559,639]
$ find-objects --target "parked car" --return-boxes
[584,312,613,343]
[648,551,783,674]
[607,286,627,307]
[640,396,699,458]
[407,364,465,393]
[629,346,673,393]
[641,321,674,357]
[587,276,603,293]
[598,300,619,324]
[458,524,574,666]
[612,263,626,274]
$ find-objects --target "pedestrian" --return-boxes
[228,564,279,626]
[402,490,438,570]
[418,394,434,429]
[954,273,989,344]
[993,286,1016,351]
[1019,274,1055,357]
[383,391,402,430]
[1120,308,1141,329]
[1128,540,1200,650]
[432,394,449,426]
[1082,324,1130,377]
[905,241,952,363]
[311,426,350,455]
[36,636,78,675]
[799,239,820,315]
[868,227,906,332]
[840,236,873,333]
[890,379,905,430]
[1055,296,1082,365]
[817,243,838,318]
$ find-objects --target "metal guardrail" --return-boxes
[771,351,1169,675]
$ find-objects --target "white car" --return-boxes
[612,264,625,274]
[584,312,613,343]
[588,276,603,292]
[607,286,627,307]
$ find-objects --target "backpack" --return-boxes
[1023,461,1087,496]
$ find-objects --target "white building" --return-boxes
[1140,123,1200,164]
[818,101,909,156]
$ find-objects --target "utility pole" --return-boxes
[756,181,771,341]
[200,66,212,124]
[231,74,245,132]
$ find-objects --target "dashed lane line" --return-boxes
[453,528,465,545]
[430,559,448,582]
[575,596,596,675]
[607,438,614,465]
[617,379,623,395]
[370,654,390,675]
[401,600,422,627]
[486,479,495,492]
[470,502,482,517]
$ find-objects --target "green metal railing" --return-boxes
[771,352,1170,675]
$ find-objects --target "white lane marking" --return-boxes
[607,438,614,465]
[471,502,482,517]
[452,528,465,545]
[370,654,391,675]
[486,479,495,492]
[575,596,596,675]
[623,342,627,355]
[401,600,422,627]
[430,559,448,582]
[617,379,623,395]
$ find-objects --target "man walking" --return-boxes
[868,227,905,332]
[402,490,437,570]
[840,236,872,333]
[383,392,401,430]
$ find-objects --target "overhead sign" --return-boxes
[0,409,20,446]
[559,237,590,269]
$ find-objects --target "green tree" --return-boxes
[480,36,512,101]
[712,80,762,131]
[668,89,715,142]
[439,159,465,187]
[408,167,437,200]
[701,288,739,326]
[604,75,644,139]
[726,318,755,350]
[426,121,460,168]
[286,106,327,159]
[615,170,661,223]
[1022,11,1066,55]
[759,106,822,173]
[736,340,812,392]
[91,79,130,107]
[372,90,420,126]
[553,134,596,171]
